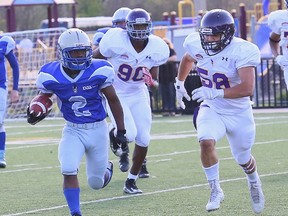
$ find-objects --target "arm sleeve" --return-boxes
[6,50,19,91]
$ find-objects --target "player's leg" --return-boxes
[227,108,265,214]
[123,92,152,194]
[107,99,137,172]
[196,106,226,211]
[59,125,85,216]
[85,120,113,189]
[0,88,8,168]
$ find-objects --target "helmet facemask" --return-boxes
[199,24,234,56]
[58,46,92,71]
[57,28,92,71]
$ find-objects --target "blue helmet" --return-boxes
[199,9,235,56]
[126,8,152,40]
[57,28,92,70]
[112,7,132,29]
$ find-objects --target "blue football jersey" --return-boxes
[36,59,115,123]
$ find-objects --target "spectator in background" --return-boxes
[159,38,178,116]
[268,0,288,89]
[17,38,34,71]
[0,34,19,168]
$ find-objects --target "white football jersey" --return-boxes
[99,28,169,95]
[184,33,260,114]
[268,10,288,55]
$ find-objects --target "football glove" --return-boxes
[174,78,191,109]
[26,106,47,125]
[142,67,158,87]
[110,129,128,157]
[192,86,224,103]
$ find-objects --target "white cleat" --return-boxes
[206,180,224,212]
[249,180,265,214]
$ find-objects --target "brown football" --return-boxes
[29,94,53,116]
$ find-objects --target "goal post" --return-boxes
[4,27,67,119]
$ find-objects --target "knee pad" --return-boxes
[88,176,103,190]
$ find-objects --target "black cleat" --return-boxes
[103,161,113,188]
[119,152,129,172]
[123,178,142,194]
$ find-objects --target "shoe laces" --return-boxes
[120,153,129,163]
[250,181,261,203]
[209,180,220,202]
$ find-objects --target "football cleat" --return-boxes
[123,178,142,194]
[119,152,129,172]
[206,180,224,212]
[248,180,265,214]
[138,158,149,178]
[102,161,113,188]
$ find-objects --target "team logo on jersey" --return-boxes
[83,85,96,90]
[120,54,129,59]
[195,54,203,60]
[72,84,77,93]
[146,55,152,59]
[222,57,228,61]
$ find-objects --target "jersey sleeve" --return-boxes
[150,36,170,66]
[1,36,16,54]
[99,28,123,58]
[183,32,202,59]
[268,11,281,34]
[235,42,261,69]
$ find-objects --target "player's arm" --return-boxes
[222,66,255,98]
[177,52,196,81]
[6,50,20,103]
[102,85,125,131]
[92,47,106,59]
[102,85,127,146]
[269,32,281,57]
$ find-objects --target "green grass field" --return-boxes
[1,110,288,216]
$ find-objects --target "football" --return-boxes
[29,94,53,117]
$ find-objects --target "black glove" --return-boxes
[115,130,129,153]
[26,106,46,125]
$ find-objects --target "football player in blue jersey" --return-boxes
[0,34,19,168]
[27,28,127,216]
[92,7,131,49]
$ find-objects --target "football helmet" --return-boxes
[126,8,152,40]
[112,7,132,29]
[285,0,288,8]
[57,28,92,70]
[199,9,235,56]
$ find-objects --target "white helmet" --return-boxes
[57,28,92,70]
[112,7,132,29]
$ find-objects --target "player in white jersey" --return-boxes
[0,34,19,168]
[93,8,169,194]
[268,0,288,88]
[175,9,265,213]
[27,28,127,216]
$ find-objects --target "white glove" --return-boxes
[276,55,288,67]
[174,78,191,109]
[192,86,224,103]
